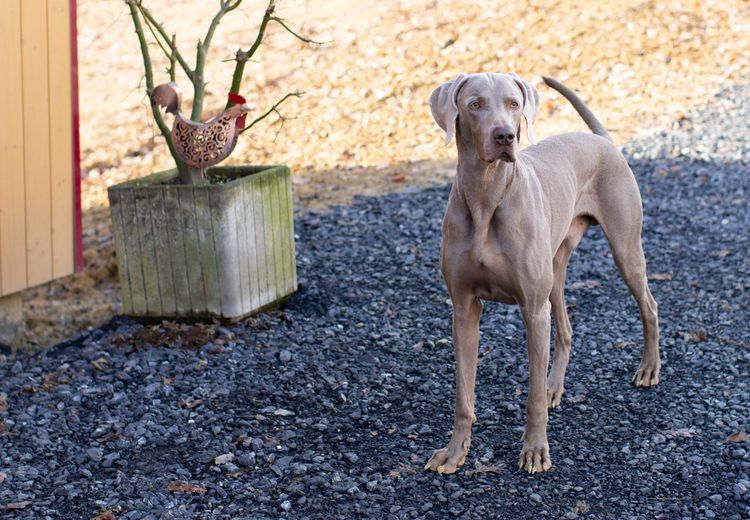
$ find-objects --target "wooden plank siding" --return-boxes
[21,0,54,286]
[0,0,28,296]
[48,0,75,278]
[0,0,80,297]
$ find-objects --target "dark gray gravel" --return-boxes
[2,82,749,519]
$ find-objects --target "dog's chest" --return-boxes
[442,232,521,304]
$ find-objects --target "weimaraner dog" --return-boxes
[425,73,660,475]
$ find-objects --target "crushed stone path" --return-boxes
[1,82,749,519]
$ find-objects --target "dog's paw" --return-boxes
[632,362,660,387]
[424,436,471,475]
[424,448,466,474]
[518,438,552,475]
[546,383,564,409]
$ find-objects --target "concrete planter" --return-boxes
[108,165,297,321]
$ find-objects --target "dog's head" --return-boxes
[429,73,540,163]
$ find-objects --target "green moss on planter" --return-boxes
[108,165,297,321]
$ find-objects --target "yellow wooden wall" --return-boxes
[0,0,77,297]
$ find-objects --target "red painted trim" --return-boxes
[70,0,83,272]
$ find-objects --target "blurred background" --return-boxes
[22,0,750,346]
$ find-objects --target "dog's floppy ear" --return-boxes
[509,74,540,145]
[429,74,469,145]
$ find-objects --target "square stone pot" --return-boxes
[108,165,296,321]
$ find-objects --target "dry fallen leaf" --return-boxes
[411,341,424,352]
[573,502,590,513]
[727,430,749,443]
[273,408,295,417]
[675,330,707,342]
[571,279,600,289]
[90,511,117,520]
[663,427,696,438]
[648,273,673,281]
[166,481,207,494]
[41,371,67,392]
[391,173,406,182]
[91,357,109,371]
[180,398,204,410]
[4,501,31,511]
[113,322,216,352]
[718,336,750,350]
[613,341,634,350]
[0,472,6,485]
[214,453,235,465]
[464,461,505,476]
[0,395,7,412]
[97,431,123,443]
[388,463,419,480]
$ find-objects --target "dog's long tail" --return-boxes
[542,76,612,142]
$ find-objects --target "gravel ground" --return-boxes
[1,82,749,518]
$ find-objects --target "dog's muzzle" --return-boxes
[485,126,518,163]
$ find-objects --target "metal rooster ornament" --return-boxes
[151,82,252,171]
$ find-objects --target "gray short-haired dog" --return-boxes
[425,74,660,474]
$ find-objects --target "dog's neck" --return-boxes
[455,140,517,250]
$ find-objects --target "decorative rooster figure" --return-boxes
[151,82,252,173]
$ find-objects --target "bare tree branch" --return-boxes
[168,34,177,81]
[270,15,326,46]
[221,0,242,9]
[239,91,303,134]
[125,1,186,177]
[226,1,325,109]
[192,0,243,120]
[136,3,194,81]
[225,0,276,108]
[141,14,172,63]
[270,112,303,143]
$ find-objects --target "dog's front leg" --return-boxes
[425,295,482,474]
[519,302,553,474]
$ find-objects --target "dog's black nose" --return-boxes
[492,127,516,146]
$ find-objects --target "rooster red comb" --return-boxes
[228,92,246,105]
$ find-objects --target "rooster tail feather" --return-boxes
[151,82,182,115]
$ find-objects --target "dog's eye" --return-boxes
[510,100,520,109]
[468,101,481,110]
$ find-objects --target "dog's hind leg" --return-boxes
[547,216,590,408]
[609,235,660,387]
[595,180,661,387]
